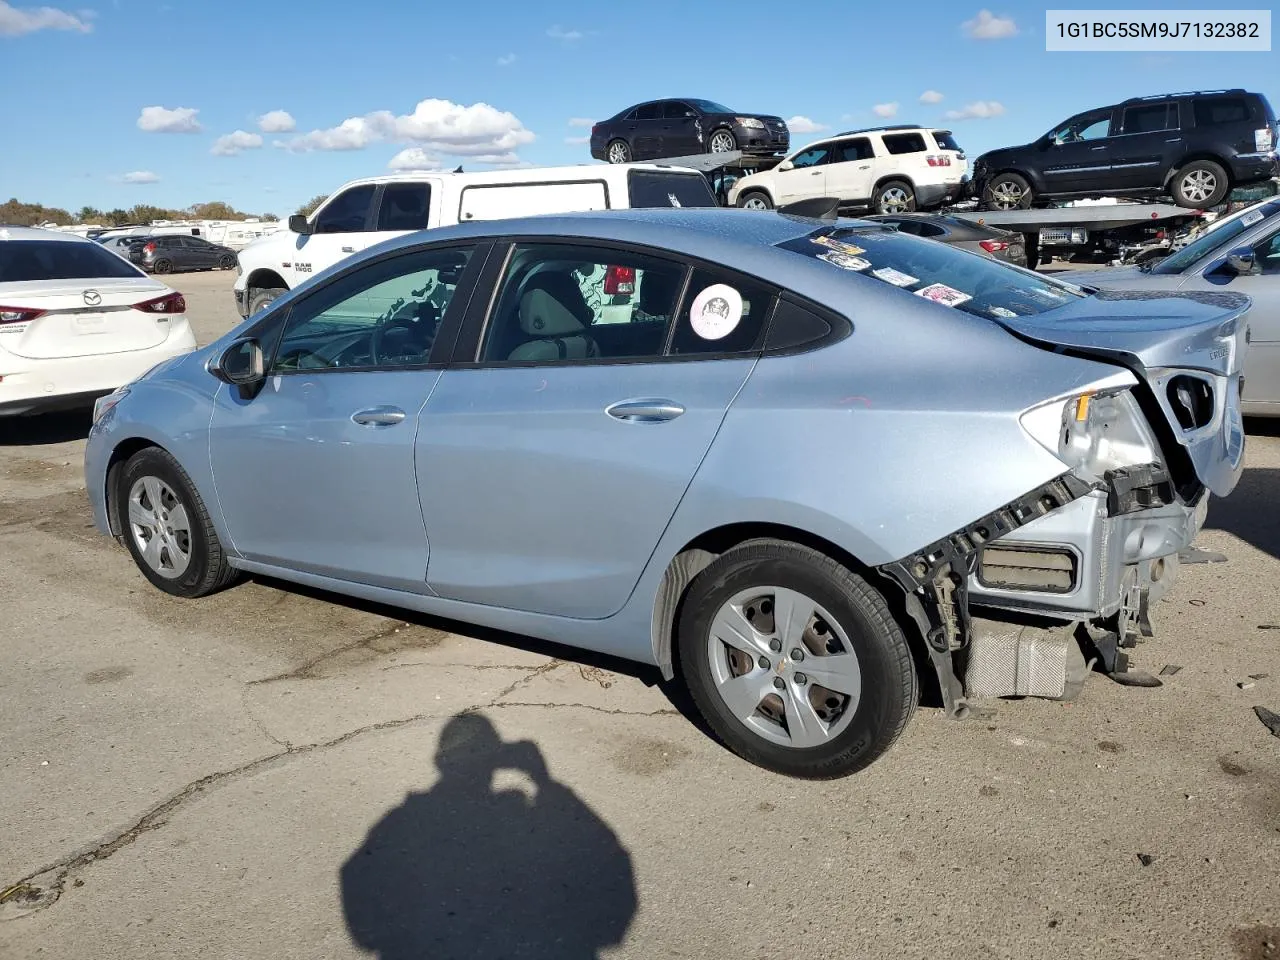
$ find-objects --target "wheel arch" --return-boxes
[986,167,1042,193]
[873,174,917,196]
[103,437,165,538]
[738,184,776,206]
[246,267,288,297]
[1162,153,1232,189]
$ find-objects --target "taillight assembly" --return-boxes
[603,265,635,295]
[144,242,157,253]
[1255,126,1274,152]
[925,154,952,167]
[134,292,186,314]
[0,306,45,325]
[979,240,1009,253]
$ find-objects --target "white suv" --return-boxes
[233,163,717,317]
[727,125,969,214]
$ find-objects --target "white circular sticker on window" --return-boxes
[689,283,743,341]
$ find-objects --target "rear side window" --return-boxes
[627,170,717,208]
[314,184,377,234]
[668,266,777,356]
[377,182,431,231]
[0,240,145,281]
[932,130,963,152]
[882,133,928,155]
[835,138,874,162]
[1121,103,1178,134]
[1194,97,1249,126]
[776,227,1087,321]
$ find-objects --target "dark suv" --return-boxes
[589,99,789,164]
[973,89,1278,210]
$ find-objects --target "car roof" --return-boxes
[333,161,706,191]
[832,124,934,137]
[0,226,90,243]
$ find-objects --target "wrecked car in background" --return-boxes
[83,209,1249,779]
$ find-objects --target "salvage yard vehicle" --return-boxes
[129,234,239,275]
[728,125,968,214]
[0,227,196,416]
[590,99,789,164]
[86,208,1248,778]
[973,88,1279,210]
[865,213,1027,266]
[233,163,718,318]
[1075,198,1280,416]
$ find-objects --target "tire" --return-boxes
[248,286,287,315]
[606,139,631,164]
[737,190,773,211]
[983,172,1033,210]
[676,540,918,779]
[152,259,173,275]
[1171,160,1229,208]
[116,446,241,599]
[874,180,916,214]
[219,254,236,270]
[708,128,738,154]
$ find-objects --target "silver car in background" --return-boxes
[83,209,1249,778]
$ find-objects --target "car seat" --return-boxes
[507,271,600,361]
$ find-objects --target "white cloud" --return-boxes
[496,53,516,66]
[211,129,264,156]
[470,153,524,166]
[944,100,1006,120]
[919,90,945,104]
[546,24,583,41]
[963,9,1017,39]
[0,0,92,36]
[565,135,590,145]
[137,105,202,133]
[786,115,828,134]
[256,109,295,133]
[284,98,535,162]
[872,102,899,119]
[121,170,159,184]
[387,147,441,171]
[567,117,595,128]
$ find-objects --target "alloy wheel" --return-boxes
[878,187,912,214]
[989,181,1025,210]
[709,131,736,153]
[127,476,192,579]
[743,195,770,211]
[706,586,862,749]
[1180,170,1217,204]
[607,141,629,164]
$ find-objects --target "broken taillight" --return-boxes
[0,306,45,324]
[979,240,1009,253]
[603,265,635,295]
[134,292,186,314]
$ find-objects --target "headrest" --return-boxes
[519,287,586,337]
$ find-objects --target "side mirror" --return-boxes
[210,337,265,386]
[777,160,794,172]
[1224,247,1256,275]
[288,214,314,236]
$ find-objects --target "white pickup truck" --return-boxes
[232,163,718,317]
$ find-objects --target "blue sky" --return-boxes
[1,0,1276,218]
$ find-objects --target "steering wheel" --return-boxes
[369,302,440,364]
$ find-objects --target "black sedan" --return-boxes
[865,213,1028,267]
[128,234,238,275]
[590,99,789,163]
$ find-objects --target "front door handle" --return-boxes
[1090,145,1107,151]
[605,398,685,423]
[1165,137,1182,143]
[351,405,406,426]
[811,170,823,175]
[341,245,356,253]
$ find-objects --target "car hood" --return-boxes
[1070,266,1153,286]
[992,289,1251,496]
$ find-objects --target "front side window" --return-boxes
[1050,110,1113,143]
[478,243,685,364]
[882,133,927,155]
[689,99,734,114]
[313,184,377,234]
[663,101,696,119]
[1121,103,1176,134]
[272,246,473,371]
[1152,204,1280,274]
[377,182,431,231]
[0,240,145,281]
[1256,229,1280,274]
[789,145,833,169]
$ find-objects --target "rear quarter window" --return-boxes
[626,170,717,208]
[1193,97,1250,126]
[931,130,963,152]
[882,133,928,155]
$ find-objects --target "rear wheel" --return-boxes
[248,286,286,315]
[875,180,916,214]
[152,259,172,274]
[116,447,240,598]
[606,139,631,164]
[1172,160,1228,208]
[677,540,917,779]
[737,190,773,211]
[708,129,738,154]
[219,254,236,270]
[984,172,1033,210]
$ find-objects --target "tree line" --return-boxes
[0,198,280,228]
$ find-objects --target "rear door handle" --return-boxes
[1165,137,1182,142]
[605,399,685,423]
[351,405,406,426]
[1090,145,1108,151]
[811,170,823,175]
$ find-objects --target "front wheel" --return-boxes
[984,172,1033,210]
[116,447,241,598]
[874,180,916,214]
[708,129,738,154]
[677,540,918,779]
[248,286,287,315]
[737,190,773,211]
[1172,160,1228,208]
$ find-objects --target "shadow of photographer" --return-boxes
[341,713,636,959]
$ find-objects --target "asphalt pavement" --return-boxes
[1,268,1278,960]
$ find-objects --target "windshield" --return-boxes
[1150,202,1280,274]
[0,239,146,282]
[689,99,734,114]
[777,226,1088,320]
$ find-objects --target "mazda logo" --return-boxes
[83,289,102,307]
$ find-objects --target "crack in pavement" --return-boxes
[3,658,660,918]
[246,620,432,685]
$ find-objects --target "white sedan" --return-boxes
[0,227,197,416]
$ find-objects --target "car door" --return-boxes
[1042,108,1118,193]
[188,237,217,268]
[417,240,777,619]
[207,242,485,592]
[823,137,876,202]
[1111,101,1182,189]
[292,183,379,281]
[660,101,700,156]
[774,144,834,204]
[630,102,663,159]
